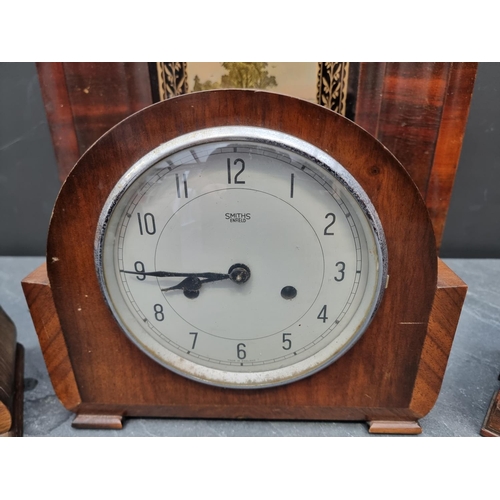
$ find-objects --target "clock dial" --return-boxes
[97,126,387,388]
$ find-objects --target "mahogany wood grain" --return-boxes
[354,62,386,137]
[378,63,450,195]
[425,63,478,244]
[37,63,153,181]
[36,63,80,183]
[355,62,477,248]
[0,307,17,434]
[21,263,81,411]
[409,259,467,416]
[356,63,449,195]
[24,90,467,432]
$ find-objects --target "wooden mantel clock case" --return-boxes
[22,90,467,434]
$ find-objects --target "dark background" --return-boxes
[0,62,499,257]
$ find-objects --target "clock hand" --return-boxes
[122,263,251,287]
[161,274,233,292]
[122,264,250,299]
[121,270,228,280]
[162,265,251,293]
[161,276,204,292]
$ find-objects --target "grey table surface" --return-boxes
[1,256,499,437]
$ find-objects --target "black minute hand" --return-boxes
[120,263,251,298]
[121,270,228,280]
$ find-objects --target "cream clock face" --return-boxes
[96,126,387,388]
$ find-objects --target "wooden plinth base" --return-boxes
[480,389,500,437]
[22,258,467,435]
[71,415,424,434]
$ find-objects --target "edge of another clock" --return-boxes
[21,258,466,433]
[0,305,24,437]
[0,345,24,437]
[480,389,500,437]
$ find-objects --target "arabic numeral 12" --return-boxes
[227,158,245,184]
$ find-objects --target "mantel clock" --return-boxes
[22,90,467,433]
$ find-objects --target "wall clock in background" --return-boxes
[22,90,467,433]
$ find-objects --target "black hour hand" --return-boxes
[161,276,203,292]
[161,275,232,299]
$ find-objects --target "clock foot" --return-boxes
[72,413,123,430]
[368,420,422,435]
